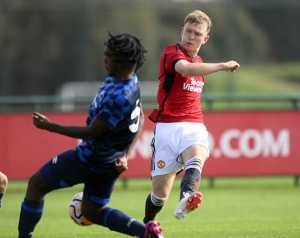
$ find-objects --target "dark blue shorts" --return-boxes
[39,150,119,206]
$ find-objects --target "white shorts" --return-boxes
[151,122,209,177]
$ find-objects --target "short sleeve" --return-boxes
[164,51,186,74]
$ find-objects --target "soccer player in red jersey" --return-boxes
[143,10,240,221]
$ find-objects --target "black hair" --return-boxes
[104,32,147,73]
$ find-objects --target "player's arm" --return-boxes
[174,59,240,76]
[113,102,145,174]
[32,112,108,139]
[114,109,144,174]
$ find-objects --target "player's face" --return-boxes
[180,22,209,56]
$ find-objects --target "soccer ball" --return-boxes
[68,192,93,226]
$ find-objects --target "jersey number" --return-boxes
[129,100,141,133]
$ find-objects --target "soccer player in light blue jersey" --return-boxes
[18,33,164,238]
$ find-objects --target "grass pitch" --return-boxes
[1,177,300,238]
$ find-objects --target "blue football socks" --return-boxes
[18,199,44,238]
[97,207,145,237]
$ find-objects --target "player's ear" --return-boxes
[203,34,210,44]
[104,56,111,72]
[180,26,184,40]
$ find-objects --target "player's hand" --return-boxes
[32,112,53,131]
[114,156,128,174]
[223,60,240,72]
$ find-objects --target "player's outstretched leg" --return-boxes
[175,156,203,219]
[82,202,164,238]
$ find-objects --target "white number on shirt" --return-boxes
[129,100,141,133]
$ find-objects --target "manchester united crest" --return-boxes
[157,160,166,169]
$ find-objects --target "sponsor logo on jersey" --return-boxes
[183,77,204,93]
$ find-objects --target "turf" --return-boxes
[1,177,300,238]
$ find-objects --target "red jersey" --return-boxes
[149,43,205,123]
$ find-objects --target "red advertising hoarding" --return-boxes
[0,111,300,179]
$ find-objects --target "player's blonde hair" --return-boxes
[184,10,212,33]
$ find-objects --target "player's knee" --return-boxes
[28,173,45,191]
[0,172,8,191]
[26,173,50,200]
[150,192,167,207]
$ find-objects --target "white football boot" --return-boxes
[174,191,203,219]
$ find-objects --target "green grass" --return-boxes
[1,177,300,238]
